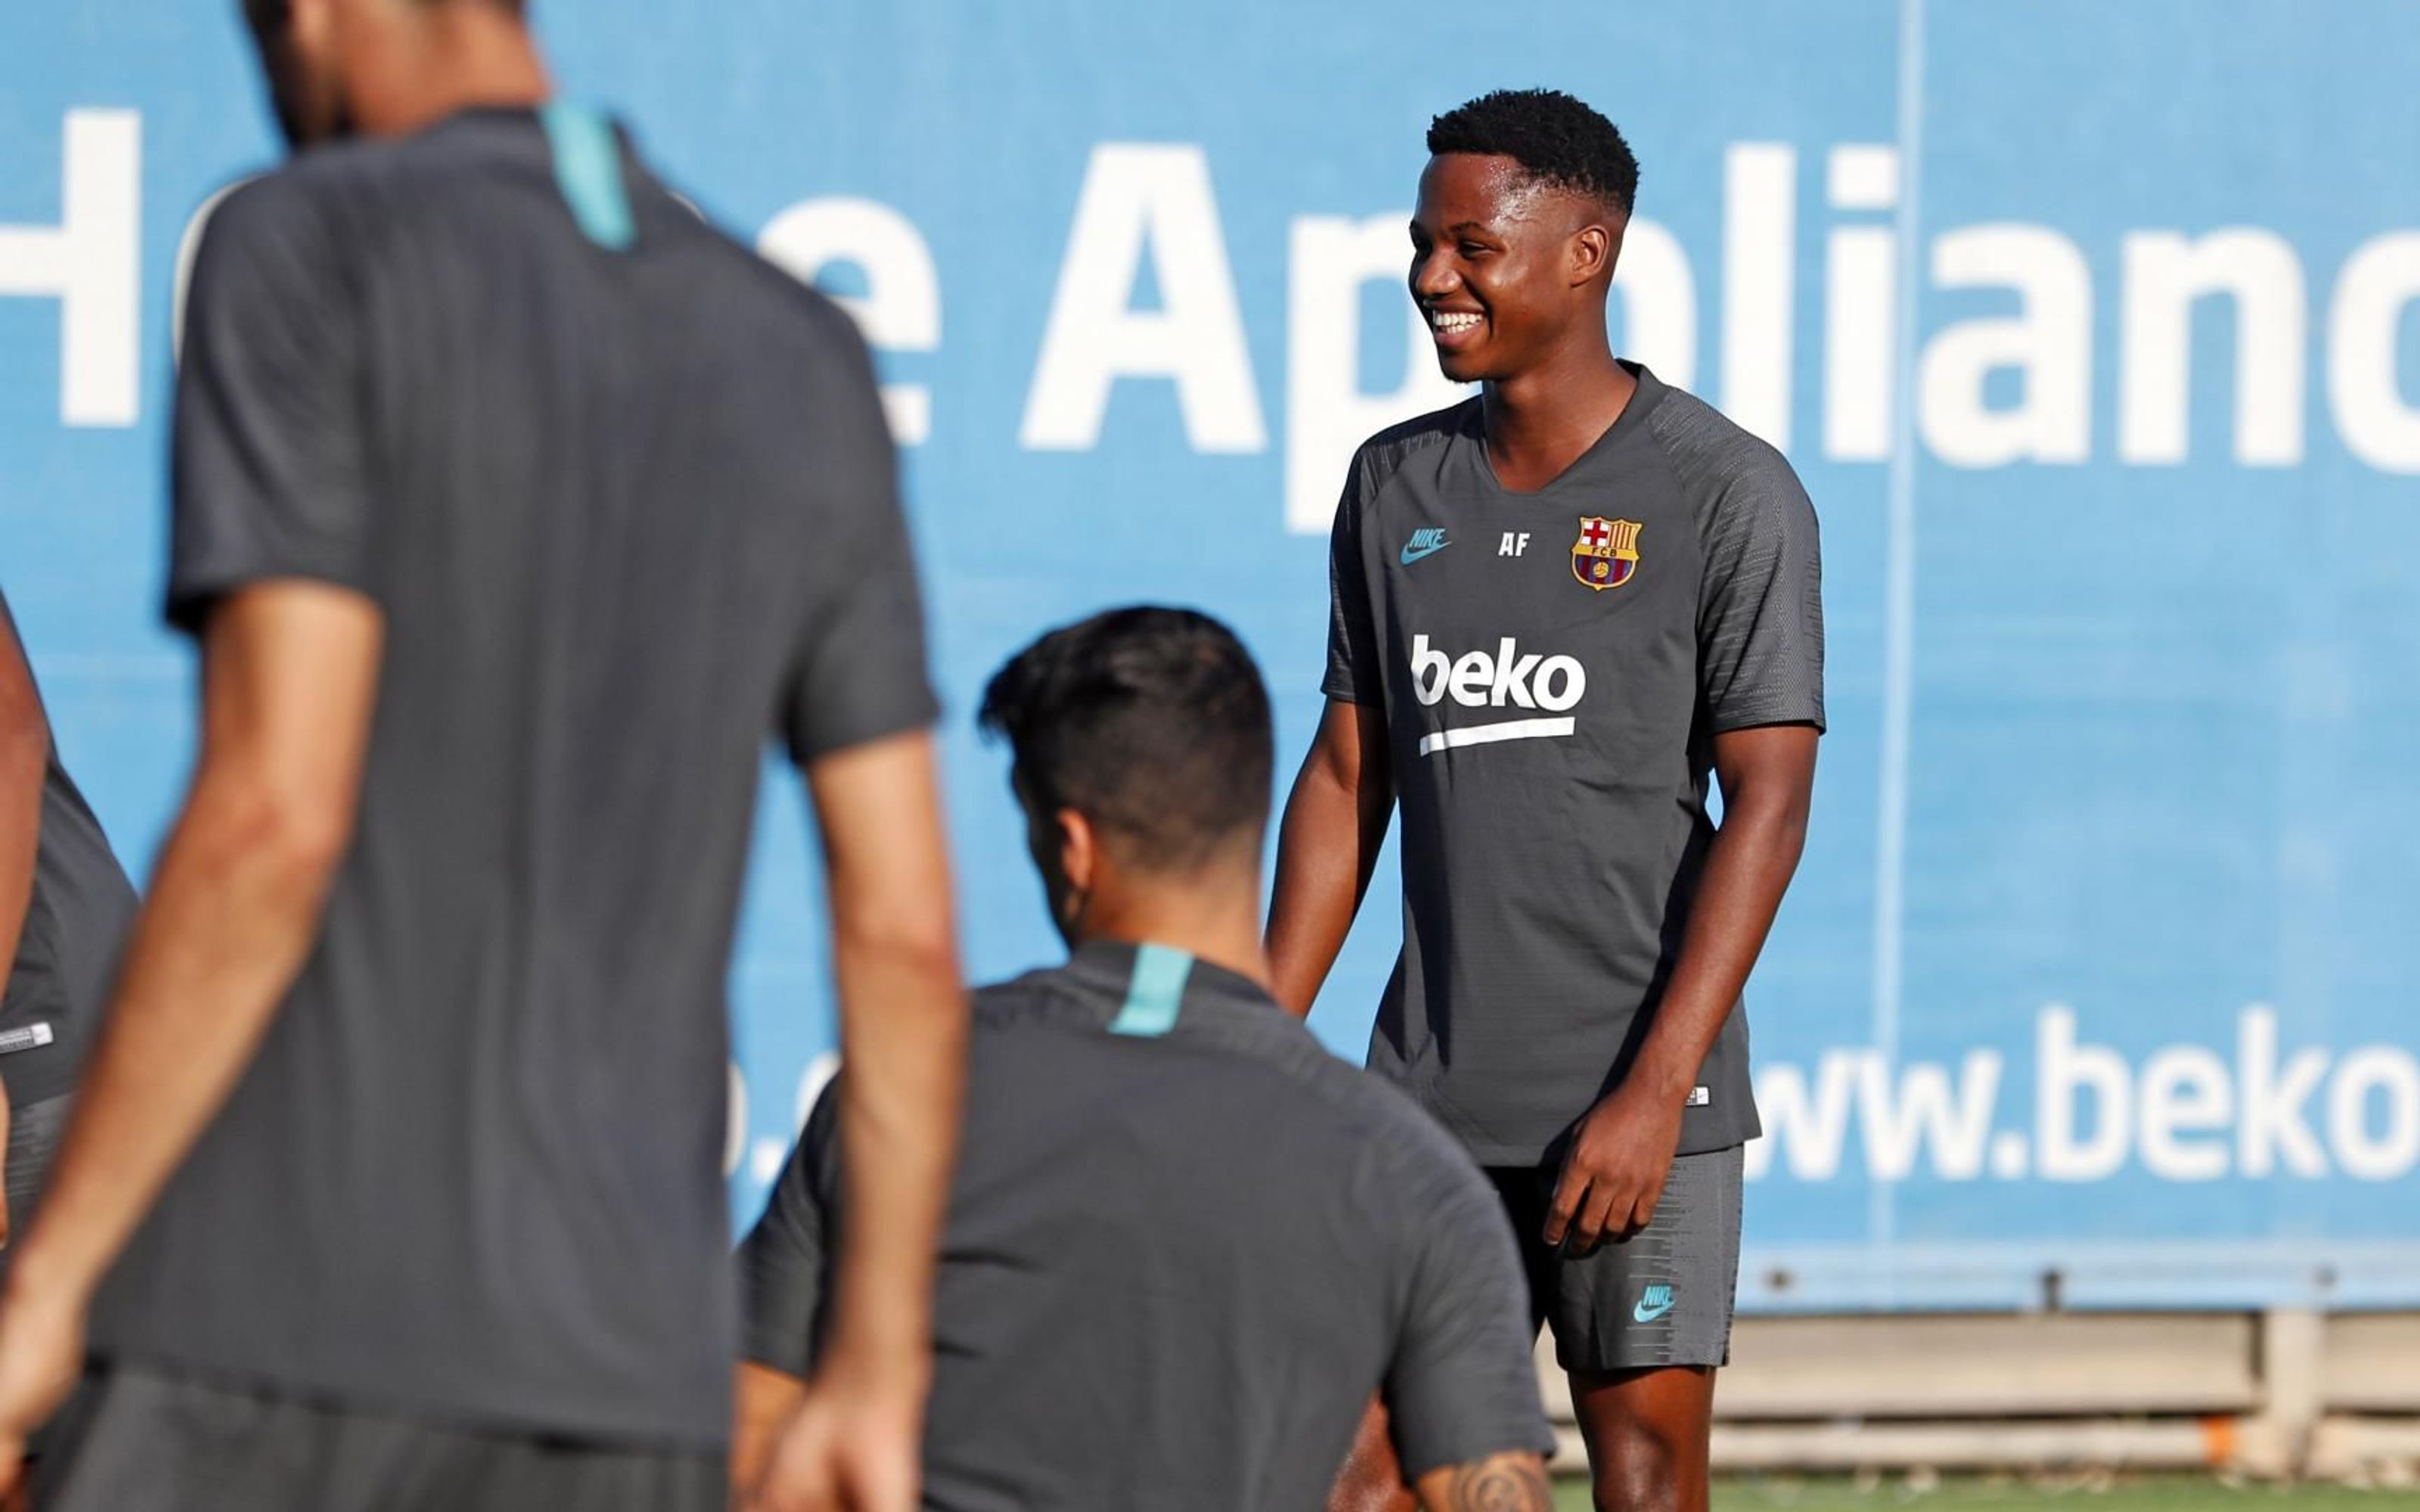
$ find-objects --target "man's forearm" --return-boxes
[820,925,964,1386]
[732,1361,808,1493]
[0,633,51,983]
[6,779,343,1307]
[1630,792,1810,1101]
[1266,705,1393,1017]
[0,711,43,1238]
[799,730,966,1414]
[1266,772,1370,1016]
[1414,1452,1553,1512]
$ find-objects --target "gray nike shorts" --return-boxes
[1486,1143,1744,1376]
[36,1365,725,1512]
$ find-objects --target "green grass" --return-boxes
[1544,1476,2420,1511]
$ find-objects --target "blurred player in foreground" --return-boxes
[738,608,1556,1512]
[1268,90,1825,1512]
[0,590,137,1264]
[0,2,966,1507]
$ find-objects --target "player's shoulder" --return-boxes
[969,968,1058,1028]
[1344,397,1480,513]
[1359,398,1478,463]
[1640,372,1814,522]
[195,129,513,281]
[1281,1045,1489,1184]
[192,153,365,266]
[1311,1067,1505,1247]
[216,122,490,225]
[680,223,870,353]
[960,964,1122,1046]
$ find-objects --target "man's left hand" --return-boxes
[1544,1083,1687,1254]
[0,1284,87,1497]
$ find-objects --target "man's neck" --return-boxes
[1075,881,1270,994]
[355,11,551,139]
[1481,333,1637,493]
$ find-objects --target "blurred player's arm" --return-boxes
[1266,696,1393,1016]
[0,584,380,1461]
[0,608,48,1009]
[748,733,964,1512]
[804,732,960,1388]
[749,305,963,1511]
[0,607,51,1244]
[1544,722,1816,1250]
[1413,1452,1553,1511]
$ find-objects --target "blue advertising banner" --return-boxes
[4,0,2415,1309]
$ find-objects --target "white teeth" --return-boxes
[1431,311,1482,334]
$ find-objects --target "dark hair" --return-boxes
[979,607,1274,872]
[1427,88,1640,215]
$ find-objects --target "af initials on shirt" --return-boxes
[1323,364,1826,1167]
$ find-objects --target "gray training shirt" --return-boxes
[743,941,1553,1509]
[0,587,137,1106]
[92,107,937,1448]
[1326,365,1824,1166]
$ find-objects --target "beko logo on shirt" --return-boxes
[1408,634,1587,756]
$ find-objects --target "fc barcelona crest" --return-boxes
[1572,516,1642,591]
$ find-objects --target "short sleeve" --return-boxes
[1698,452,1826,734]
[1382,1151,1556,1479]
[737,1082,845,1377]
[168,178,374,636]
[780,318,942,763]
[1321,456,1381,705]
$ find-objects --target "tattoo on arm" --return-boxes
[1446,1452,1553,1512]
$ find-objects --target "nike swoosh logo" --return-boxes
[1399,540,1450,565]
[1634,1298,1675,1323]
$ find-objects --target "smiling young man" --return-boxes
[1267,90,1826,1512]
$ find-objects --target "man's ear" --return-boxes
[288,0,338,54]
[1569,221,1617,289]
[1055,807,1100,915]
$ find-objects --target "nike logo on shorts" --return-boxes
[1633,1284,1676,1323]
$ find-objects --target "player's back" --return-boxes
[744,942,1548,1509]
[98,107,933,1449]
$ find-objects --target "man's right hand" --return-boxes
[744,1371,923,1512]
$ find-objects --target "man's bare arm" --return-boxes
[1413,1451,1553,1512]
[0,611,50,1028]
[804,729,963,1395]
[747,731,965,1511]
[1265,698,1393,1017]
[0,584,380,1467]
[0,612,51,1250]
[1545,723,1818,1250]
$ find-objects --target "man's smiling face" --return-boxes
[1409,153,1611,386]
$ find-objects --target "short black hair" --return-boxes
[1427,88,1640,215]
[979,607,1273,872]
